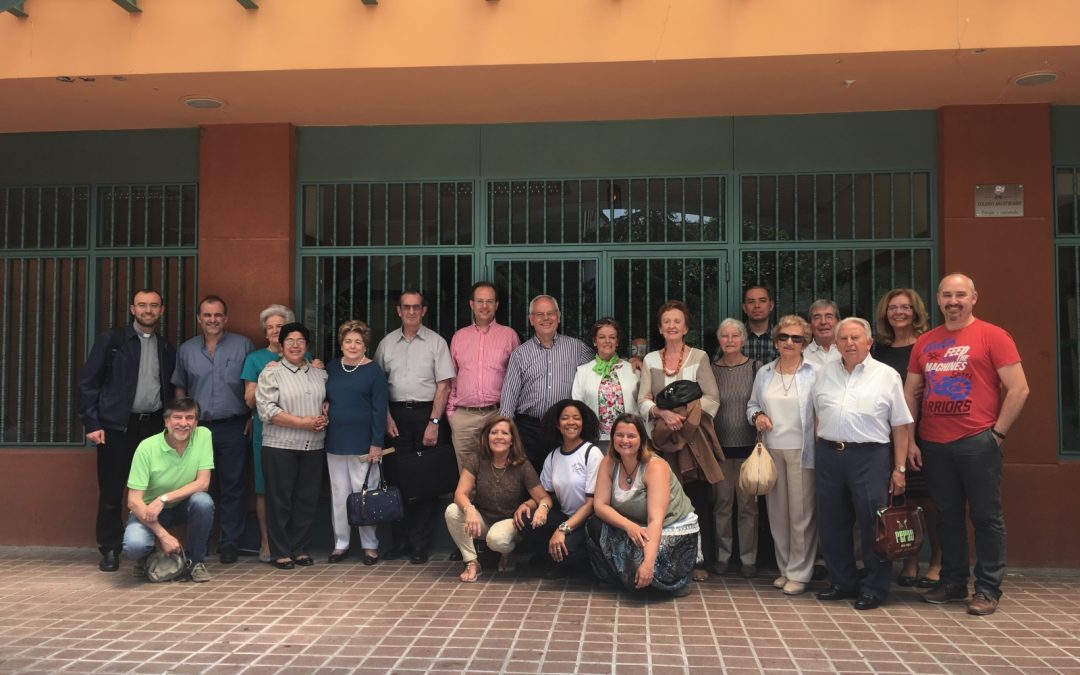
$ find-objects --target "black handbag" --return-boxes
[388,442,460,502]
[655,379,704,410]
[346,463,404,527]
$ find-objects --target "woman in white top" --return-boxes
[518,399,603,578]
[571,317,639,448]
[746,315,818,596]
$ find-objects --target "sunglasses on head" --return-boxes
[777,333,805,344]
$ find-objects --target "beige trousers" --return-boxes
[448,408,496,470]
[765,447,817,584]
[713,457,759,566]
[444,503,521,563]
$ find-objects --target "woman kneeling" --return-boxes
[445,416,552,582]
[588,414,699,597]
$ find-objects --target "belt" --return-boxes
[818,438,886,451]
[131,410,162,422]
[457,405,498,413]
[203,414,250,425]
[389,400,434,409]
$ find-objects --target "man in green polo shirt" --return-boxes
[123,397,216,582]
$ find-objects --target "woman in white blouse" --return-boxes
[571,317,639,448]
[746,315,818,596]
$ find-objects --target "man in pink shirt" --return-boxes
[448,281,520,469]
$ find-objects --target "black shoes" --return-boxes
[409,552,429,565]
[272,559,295,570]
[98,550,120,572]
[219,543,238,565]
[327,550,349,564]
[293,555,315,567]
[854,593,882,611]
[363,554,379,566]
[383,544,409,561]
[816,585,859,601]
[543,565,570,580]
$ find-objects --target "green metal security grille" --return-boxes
[0,184,197,446]
[1055,167,1080,455]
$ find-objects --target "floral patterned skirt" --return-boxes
[586,517,699,593]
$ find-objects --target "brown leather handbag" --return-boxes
[873,496,926,560]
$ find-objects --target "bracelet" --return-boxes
[991,428,1006,440]
[537,503,550,511]
[751,411,763,424]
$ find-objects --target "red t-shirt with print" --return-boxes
[907,318,1022,444]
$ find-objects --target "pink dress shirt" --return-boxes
[447,320,520,415]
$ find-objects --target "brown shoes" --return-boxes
[922,582,968,604]
[966,591,999,616]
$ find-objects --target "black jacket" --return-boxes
[77,325,177,433]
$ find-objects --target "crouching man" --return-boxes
[123,397,216,582]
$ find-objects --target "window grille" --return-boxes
[1055,167,1080,455]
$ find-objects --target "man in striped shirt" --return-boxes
[448,281,520,469]
[499,295,593,472]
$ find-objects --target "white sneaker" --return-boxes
[782,580,806,595]
[189,562,211,583]
[772,575,787,589]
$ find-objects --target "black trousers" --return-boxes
[682,479,717,568]
[262,446,324,559]
[96,412,163,553]
[520,507,590,571]
[514,414,547,475]
[388,402,449,555]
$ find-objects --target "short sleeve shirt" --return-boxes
[539,441,602,516]
[374,325,456,402]
[127,426,215,506]
[908,319,1022,443]
[464,455,540,523]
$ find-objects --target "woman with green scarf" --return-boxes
[572,317,640,449]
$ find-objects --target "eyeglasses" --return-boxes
[530,311,558,319]
[282,338,306,346]
[472,299,497,305]
[398,304,423,312]
[887,304,913,313]
[776,333,805,344]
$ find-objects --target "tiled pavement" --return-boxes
[1,547,1079,674]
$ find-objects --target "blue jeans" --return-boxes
[122,491,215,563]
[922,429,1006,599]
[203,416,249,549]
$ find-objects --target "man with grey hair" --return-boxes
[906,273,1028,616]
[499,294,593,472]
[804,299,840,368]
[812,317,913,611]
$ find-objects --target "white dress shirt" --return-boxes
[811,354,913,444]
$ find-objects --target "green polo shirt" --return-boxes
[127,426,215,506]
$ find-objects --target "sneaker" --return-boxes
[740,564,757,579]
[189,562,211,583]
[772,575,787,589]
[782,580,807,595]
[966,591,998,616]
[922,582,968,604]
[132,556,148,579]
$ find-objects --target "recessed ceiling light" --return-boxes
[56,76,75,83]
[181,96,226,110]
[1013,71,1059,87]
[78,76,96,82]
[113,76,128,82]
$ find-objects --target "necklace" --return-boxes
[341,357,368,373]
[777,359,801,394]
[490,461,507,486]
[621,461,638,486]
[661,344,688,377]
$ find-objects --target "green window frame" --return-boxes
[1055,167,1080,456]
[0,184,198,446]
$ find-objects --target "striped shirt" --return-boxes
[256,359,328,451]
[499,333,593,419]
[447,320,520,414]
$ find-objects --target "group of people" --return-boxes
[77,274,1027,616]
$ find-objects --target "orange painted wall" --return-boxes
[937,104,1073,565]
[198,124,296,340]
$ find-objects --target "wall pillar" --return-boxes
[199,124,297,340]
[938,104,1078,564]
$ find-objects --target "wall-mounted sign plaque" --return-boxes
[975,184,1023,217]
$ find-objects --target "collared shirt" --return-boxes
[131,325,162,413]
[812,354,913,444]
[374,324,455,402]
[743,325,778,364]
[500,333,594,419]
[447,320,520,414]
[804,340,841,369]
[127,426,215,506]
[257,359,328,451]
[171,332,254,421]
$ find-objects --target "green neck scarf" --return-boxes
[592,353,620,378]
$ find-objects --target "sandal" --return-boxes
[460,560,482,583]
[692,568,709,582]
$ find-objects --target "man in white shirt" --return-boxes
[804,299,841,367]
[811,317,913,611]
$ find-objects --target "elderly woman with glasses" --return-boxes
[572,317,640,449]
[256,322,328,570]
[746,315,818,597]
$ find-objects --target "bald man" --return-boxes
[905,273,1029,616]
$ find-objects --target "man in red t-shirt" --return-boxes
[904,274,1029,616]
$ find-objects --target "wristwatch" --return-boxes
[159,494,170,505]
[894,465,906,474]
[558,522,573,534]
[429,417,441,425]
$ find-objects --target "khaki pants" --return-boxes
[444,503,521,563]
[713,457,759,566]
[448,407,495,470]
[765,447,817,584]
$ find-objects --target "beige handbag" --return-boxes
[739,437,777,496]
